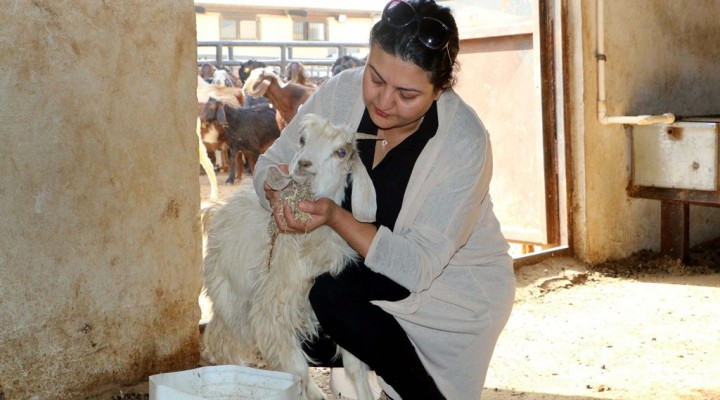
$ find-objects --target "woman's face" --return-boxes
[362,43,439,131]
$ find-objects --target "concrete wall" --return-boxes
[0,1,200,398]
[567,0,720,263]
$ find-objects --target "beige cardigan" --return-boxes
[254,67,515,399]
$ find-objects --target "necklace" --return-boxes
[376,116,424,153]
[377,131,392,153]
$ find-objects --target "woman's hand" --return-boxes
[274,191,376,258]
[274,197,339,233]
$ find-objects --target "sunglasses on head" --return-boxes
[382,0,450,51]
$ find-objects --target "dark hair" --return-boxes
[370,0,459,90]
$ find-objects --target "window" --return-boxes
[220,15,258,40]
[293,20,326,41]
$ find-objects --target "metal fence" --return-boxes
[197,40,369,78]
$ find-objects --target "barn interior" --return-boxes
[0,0,718,398]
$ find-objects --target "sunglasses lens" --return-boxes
[383,0,416,27]
[418,18,449,49]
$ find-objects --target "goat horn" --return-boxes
[248,79,270,97]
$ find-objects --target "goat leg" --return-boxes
[341,348,376,400]
[254,326,326,400]
[226,147,238,184]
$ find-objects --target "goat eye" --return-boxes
[299,136,305,146]
[336,149,347,158]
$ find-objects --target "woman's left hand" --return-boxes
[275,197,339,233]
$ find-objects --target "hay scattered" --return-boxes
[268,179,314,235]
[589,236,720,278]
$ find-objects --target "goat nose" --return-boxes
[297,160,312,170]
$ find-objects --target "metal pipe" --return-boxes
[596,0,675,125]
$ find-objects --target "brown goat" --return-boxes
[284,61,309,86]
[243,67,315,130]
[199,63,217,83]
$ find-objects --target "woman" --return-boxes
[253,1,515,398]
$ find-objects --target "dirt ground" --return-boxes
[91,172,720,399]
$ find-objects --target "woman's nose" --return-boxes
[376,88,394,110]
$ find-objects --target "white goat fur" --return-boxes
[211,69,236,87]
[197,75,242,107]
[202,114,378,400]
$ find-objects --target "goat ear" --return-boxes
[217,103,227,126]
[266,165,292,191]
[349,154,377,223]
[200,100,212,121]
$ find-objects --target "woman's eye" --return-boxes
[399,92,416,101]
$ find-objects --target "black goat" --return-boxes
[331,55,366,76]
[238,59,267,85]
[200,97,280,184]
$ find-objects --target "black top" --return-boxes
[343,102,438,231]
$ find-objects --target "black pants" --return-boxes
[304,263,445,399]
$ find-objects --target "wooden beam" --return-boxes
[627,185,720,207]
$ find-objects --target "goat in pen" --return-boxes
[199,97,280,185]
[243,66,316,130]
[201,114,378,400]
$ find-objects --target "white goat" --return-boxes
[197,75,243,107]
[211,68,239,88]
[202,114,378,400]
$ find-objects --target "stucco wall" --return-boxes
[0,1,200,398]
[567,0,720,263]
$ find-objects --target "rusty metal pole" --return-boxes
[660,200,690,263]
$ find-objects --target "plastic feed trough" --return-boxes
[149,365,302,400]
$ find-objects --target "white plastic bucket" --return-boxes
[149,365,301,400]
[329,368,383,400]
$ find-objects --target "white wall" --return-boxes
[196,13,219,41]
[0,1,201,398]
[328,17,376,43]
[195,11,374,62]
